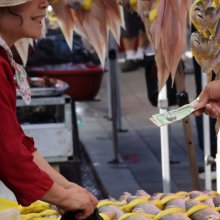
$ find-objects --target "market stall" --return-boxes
[16,77,73,163]
[3,189,220,220]
[3,0,220,219]
[38,0,217,191]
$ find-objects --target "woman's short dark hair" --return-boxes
[0,7,23,26]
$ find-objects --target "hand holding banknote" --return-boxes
[150,79,220,127]
[150,99,203,127]
[193,79,220,118]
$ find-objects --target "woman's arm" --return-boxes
[32,151,73,188]
[32,151,98,219]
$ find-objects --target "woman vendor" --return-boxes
[0,0,98,219]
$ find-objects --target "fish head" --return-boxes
[191,31,220,73]
[190,31,214,59]
[190,1,210,29]
[119,192,132,201]
[190,0,218,37]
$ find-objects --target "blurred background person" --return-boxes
[120,8,150,72]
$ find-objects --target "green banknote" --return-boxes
[150,99,202,127]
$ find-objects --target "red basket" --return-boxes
[27,63,104,101]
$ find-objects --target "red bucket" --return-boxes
[27,63,104,101]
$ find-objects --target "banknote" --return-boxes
[150,99,204,127]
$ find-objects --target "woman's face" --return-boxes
[0,0,49,46]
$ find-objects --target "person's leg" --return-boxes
[120,9,139,72]
[121,36,138,72]
[135,31,148,60]
[122,37,136,60]
[136,13,148,60]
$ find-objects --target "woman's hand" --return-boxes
[58,185,98,220]
[42,182,98,220]
[33,152,98,219]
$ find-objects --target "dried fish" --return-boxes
[98,200,124,219]
[51,0,75,50]
[72,0,108,67]
[186,200,220,220]
[102,0,122,44]
[136,0,190,89]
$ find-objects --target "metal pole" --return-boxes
[108,34,124,131]
[202,72,212,189]
[115,64,123,131]
[158,85,171,193]
[108,47,120,163]
[71,99,81,159]
[106,62,112,120]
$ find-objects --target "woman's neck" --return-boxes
[0,32,17,47]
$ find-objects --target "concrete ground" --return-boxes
[77,55,215,200]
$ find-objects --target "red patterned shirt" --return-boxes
[0,47,53,206]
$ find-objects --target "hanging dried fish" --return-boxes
[70,0,108,67]
[50,0,75,50]
[190,0,220,38]
[136,0,155,45]
[190,0,220,83]
[190,27,220,77]
[136,0,190,89]
[102,0,122,45]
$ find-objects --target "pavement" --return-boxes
[76,55,216,200]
